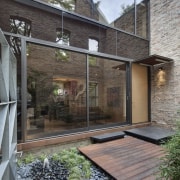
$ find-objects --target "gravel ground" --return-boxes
[17,158,115,180]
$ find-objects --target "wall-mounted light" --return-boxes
[156,67,166,87]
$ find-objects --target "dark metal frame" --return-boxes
[126,62,132,124]
[4,31,134,141]
[14,0,149,41]
[3,0,151,142]
[0,29,17,180]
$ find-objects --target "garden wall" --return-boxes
[150,0,180,127]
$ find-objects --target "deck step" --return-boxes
[124,126,175,144]
[90,131,125,143]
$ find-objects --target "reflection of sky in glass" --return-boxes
[93,0,142,23]
[89,39,98,51]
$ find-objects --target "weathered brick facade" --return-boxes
[0,0,149,59]
[0,0,150,141]
[150,0,180,127]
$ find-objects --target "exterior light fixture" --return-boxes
[156,67,166,87]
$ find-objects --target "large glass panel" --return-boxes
[93,0,135,33]
[116,31,149,59]
[103,28,117,55]
[60,12,108,54]
[89,56,126,128]
[8,17,31,142]
[136,0,148,38]
[42,0,76,12]
[32,0,148,46]
[27,43,87,139]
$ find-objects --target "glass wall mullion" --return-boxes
[86,54,89,130]
[134,0,137,35]
[126,62,132,124]
[21,38,27,142]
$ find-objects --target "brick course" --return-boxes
[0,0,150,141]
[150,0,180,127]
[0,0,149,59]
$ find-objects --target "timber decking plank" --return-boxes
[79,136,165,180]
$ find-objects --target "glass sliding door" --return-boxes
[26,43,87,139]
[25,42,128,140]
[89,56,127,128]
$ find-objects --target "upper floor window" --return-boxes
[9,16,31,56]
[88,38,99,66]
[10,16,31,36]
[55,28,70,61]
[56,28,70,45]
[48,0,75,12]
[88,38,98,52]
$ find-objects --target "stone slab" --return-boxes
[90,131,125,143]
[124,126,175,144]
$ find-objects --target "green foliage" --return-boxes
[18,153,35,166]
[89,56,97,66]
[121,3,134,15]
[52,153,61,161]
[17,147,91,179]
[158,121,180,180]
[59,148,91,179]
[49,0,75,11]
[38,153,47,162]
[55,49,69,62]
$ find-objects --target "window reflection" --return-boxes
[56,28,70,45]
[88,38,99,66]
[9,17,31,142]
[55,28,70,62]
[27,43,87,139]
[38,0,148,40]
[9,16,31,56]
[89,57,126,127]
[136,0,148,38]
[26,43,127,139]
[45,0,75,11]
[93,0,135,34]
[112,1,135,34]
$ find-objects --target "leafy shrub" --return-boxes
[158,121,180,180]
[59,147,91,179]
[17,147,91,179]
[17,153,35,166]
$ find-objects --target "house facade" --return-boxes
[150,0,180,126]
[0,0,179,145]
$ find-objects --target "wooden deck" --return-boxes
[79,136,165,180]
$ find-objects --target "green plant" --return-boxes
[52,153,61,161]
[158,121,180,180]
[59,148,91,179]
[18,153,35,165]
[17,148,91,179]
[39,153,47,162]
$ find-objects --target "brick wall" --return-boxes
[150,0,180,127]
[0,0,150,127]
[113,0,149,39]
[0,0,149,59]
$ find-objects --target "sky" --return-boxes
[93,0,142,23]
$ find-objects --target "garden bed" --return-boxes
[17,148,114,180]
